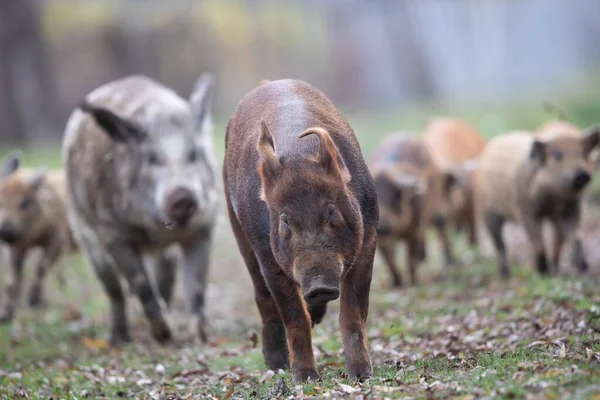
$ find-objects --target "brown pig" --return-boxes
[223,79,378,383]
[423,117,485,250]
[0,151,76,322]
[370,133,443,286]
[476,127,600,278]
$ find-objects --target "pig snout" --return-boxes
[572,169,591,191]
[302,275,340,306]
[0,223,20,244]
[166,187,198,223]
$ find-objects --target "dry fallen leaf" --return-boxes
[258,370,275,384]
[338,382,358,393]
[222,384,234,400]
[248,331,258,348]
[82,337,109,351]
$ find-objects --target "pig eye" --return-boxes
[148,151,160,165]
[20,197,31,210]
[280,214,289,227]
[327,204,337,218]
[554,151,563,161]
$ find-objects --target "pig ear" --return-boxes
[530,140,547,163]
[29,167,47,192]
[79,101,146,143]
[582,126,600,156]
[257,121,281,186]
[1,150,22,178]
[189,72,214,126]
[298,127,351,183]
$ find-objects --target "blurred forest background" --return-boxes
[1,0,600,146]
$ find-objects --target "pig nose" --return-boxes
[572,169,591,191]
[0,223,19,244]
[303,277,340,306]
[166,188,197,223]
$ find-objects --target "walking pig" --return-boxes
[423,117,485,250]
[223,79,378,382]
[476,128,599,277]
[370,133,443,286]
[62,74,218,345]
[0,151,76,322]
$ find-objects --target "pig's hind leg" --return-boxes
[105,243,171,344]
[181,225,214,344]
[28,240,62,308]
[377,238,403,287]
[0,248,26,323]
[485,212,510,279]
[522,216,550,275]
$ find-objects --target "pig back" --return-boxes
[476,131,534,222]
[370,133,441,225]
[224,79,377,234]
[423,117,486,171]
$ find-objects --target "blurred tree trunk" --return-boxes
[382,1,436,102]
[0,0,57,145]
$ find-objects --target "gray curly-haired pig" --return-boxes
[62,74,219,345]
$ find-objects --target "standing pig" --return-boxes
[0,151,76,322]
[62,74,218,345]
[476,128,599,278]
[223,79,378,382]
[423,117,485,249]
[370,133,442,287]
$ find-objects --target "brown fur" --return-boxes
[476,128,600,277]
[0,157,76,323]
[370,133,444,286]
[223,79,378,383]
[423,117,486,249]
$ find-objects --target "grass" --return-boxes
[1,100,600,398]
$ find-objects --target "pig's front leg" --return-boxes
[28,239,62,307]
[180,224,214,343]
[0,248,26,323]
[107,242,171,343]
[339,233,375,381]
[257,249,319,383]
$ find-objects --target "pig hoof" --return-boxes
[391,279,403,289]
[28,291,43,308]
[577,260,589,273]
[150,317,172,343]
[291,366,320,383]
[190,314,208,344]
[346,362,373,381]
[264,349,290,371]
[195,327,208,344]
[109,333,132,347]
[0,312,13,324]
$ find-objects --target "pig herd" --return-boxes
[0,75,598,383]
